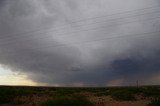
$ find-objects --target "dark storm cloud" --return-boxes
[0,0,160,86]
[108,52,160,83]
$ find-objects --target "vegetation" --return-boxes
[0,87,32,104]
[111,90,135,100]
[41,96,93,106]
[142,88,160,97]
[148,98,160,106]
[0,86,159,105]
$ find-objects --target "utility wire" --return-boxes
[0,5,159,40]
[1,31,159,54]
[0,11,160,46]
[33,31,160,50]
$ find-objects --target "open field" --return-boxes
[0,86,159,106]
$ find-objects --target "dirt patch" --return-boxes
[12,95,50,106]
[89,96,150,106]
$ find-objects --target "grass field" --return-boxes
[0,86,159,106]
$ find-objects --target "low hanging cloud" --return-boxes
[0,0,160,86]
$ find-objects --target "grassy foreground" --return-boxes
[0,86,159,106]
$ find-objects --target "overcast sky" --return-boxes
[0,0,160,86]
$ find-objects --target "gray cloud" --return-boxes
[0,0,160,86]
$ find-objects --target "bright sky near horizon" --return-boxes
[0,65,37,86]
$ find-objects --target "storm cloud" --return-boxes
[0,0,160,86]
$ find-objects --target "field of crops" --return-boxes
[0,86,160,106]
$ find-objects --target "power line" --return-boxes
[0,12,160,47]
[1,31,159,54]
[0,5,160,40]
[33,31,160,50]
[1,9,160,40]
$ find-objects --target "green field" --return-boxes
[0,86,160,106]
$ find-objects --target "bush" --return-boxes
[0,88,16,104]
[0,87,32,104]
[55,89,75,96]
[148,98,160,106]
[142,88,160,97]
[0,95,13,104]
[94,91,109,96]
[111,90,135,101]
[41,96,93,106]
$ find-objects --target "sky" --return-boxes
[0,0,160,86]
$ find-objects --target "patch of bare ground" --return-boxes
[17,95,50,106]
[2,95,50,106]
[74,91,95,97]
[89,96,150,106]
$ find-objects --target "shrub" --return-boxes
[148,98,160,106]
[0,87,32,104]
[142,88,160,97]
[55,89,75,96]
[41,96,93,106]
[0,95,13,104]
[0,88,16,104]
[94,91,109,96]
[111,90,135,101]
